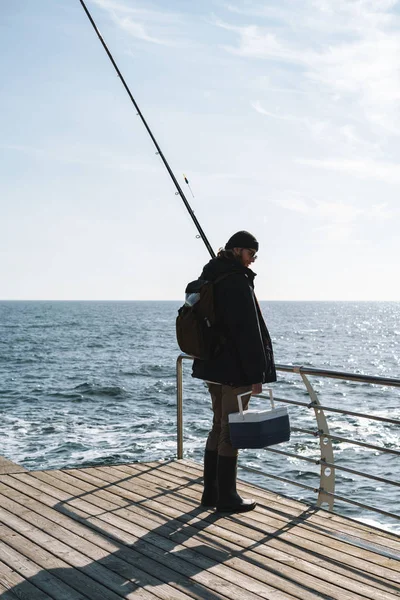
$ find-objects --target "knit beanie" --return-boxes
[225,231,259,251]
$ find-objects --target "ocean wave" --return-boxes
[144,380,176,395]
[48,392,86,402]
[26,324,58,329]
[46,441,90,455]
[73,383,127,397]
[127,364,175,378]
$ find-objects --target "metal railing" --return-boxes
[176,353,400,524]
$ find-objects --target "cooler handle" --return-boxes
[236,387,275,418]
[236,391,251,419]
[268,387,275,409]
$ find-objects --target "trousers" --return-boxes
[205,383,252,457]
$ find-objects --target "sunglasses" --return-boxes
[242,248,257,259]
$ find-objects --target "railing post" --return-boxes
[176,354,184,459]
[296,369,335,510]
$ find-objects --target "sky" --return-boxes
[1,0,399,301]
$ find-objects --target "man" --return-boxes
[192,230,276,513]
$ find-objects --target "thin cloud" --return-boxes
[251,101,301,122]
[90,0,185,46]
[251,101,328,131]
[217,20,309,63]
[254,76,307,95]
[251,101,380,153]
[91,0,184,23]
[112,18,170,45]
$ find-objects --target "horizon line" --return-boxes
[1,299,399,303]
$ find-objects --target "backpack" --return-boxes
[176,274,231,360]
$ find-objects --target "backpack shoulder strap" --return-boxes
[213,272,237,285]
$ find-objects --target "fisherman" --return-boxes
[192,230,277,513]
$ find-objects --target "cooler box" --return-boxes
[229,390,290,449]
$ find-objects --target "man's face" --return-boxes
[235,248,257,268]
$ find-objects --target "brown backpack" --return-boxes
[176,274,231,360]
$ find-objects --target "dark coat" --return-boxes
[192,256,277,386]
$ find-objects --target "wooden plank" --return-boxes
[0,475,102,520]
[0,520,147,600]
[0,494,220,600]
[0,577,21,600]
[0,548,78,600]
[0,558,53,600]
[46,468,400,600]
[0,457,27,475]
[0,476,291,600]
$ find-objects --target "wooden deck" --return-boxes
[0,458,399,600]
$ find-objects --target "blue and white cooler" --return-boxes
[229,389,290,449]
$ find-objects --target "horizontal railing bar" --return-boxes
[292,427,322,435]
[293,427,400,456]
[263,447,318,464]
[319,460,400,488]
[240,465,318,493]
[275,363,400,388]
[258,396,310,408]
[258,393,400,427]
[307,403,400,425]
[320,489,400,521]
[263,449,400,488]
[271,395,400,425]
[321,432,400,456]
[258,393,400,425]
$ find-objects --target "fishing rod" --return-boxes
[79,0,215,259]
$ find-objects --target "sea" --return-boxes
[0,300,399,534]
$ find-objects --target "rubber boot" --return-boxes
[216,455,256,513]
[200,450,218,507]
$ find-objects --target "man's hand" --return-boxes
[252,383,262,395]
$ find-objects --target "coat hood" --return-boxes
[199,257,256,286]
